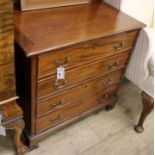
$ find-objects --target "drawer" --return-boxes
[37,69,123,117]
[37,51,130,99]
[36,85,118,133]
[38,31,137,79]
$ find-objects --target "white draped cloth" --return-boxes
[125,28,154,98]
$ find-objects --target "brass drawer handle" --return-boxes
[53,79,68,89]
[113,41,125,50]
[50,99,65,109]
[55,57,71,67]
[108,60,120,69]
[50,103,57,108]
[106,78,114,85]
[55,60,61,66]
[59,98,65,106]
[98,94,109,103]
[48,114,64,123]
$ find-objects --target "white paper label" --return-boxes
[0,114,2,125]
[0,126,6,136]
[0,115,5,136]
[57,66,65,80]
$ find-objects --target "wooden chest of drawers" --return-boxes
[14,0,144,148]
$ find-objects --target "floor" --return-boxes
[0,79,154,155]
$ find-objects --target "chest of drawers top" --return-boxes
[14,1,144,57]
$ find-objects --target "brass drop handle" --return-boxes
[108,60,120,69]
[55,60,62,66]
[98,94,109,103]
[55,57,71,67]
[53,79,68,89]
[50,103,57,108]
[48,114,64,123]
[50,98,65,109]
[113,41,125,50]
[65,57,71,66]
[107,78,113,85]
[59,98,65,106]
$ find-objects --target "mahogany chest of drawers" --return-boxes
[14,1,144,148]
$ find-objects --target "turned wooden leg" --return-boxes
[134,91,154,133]
[13,119,26,155]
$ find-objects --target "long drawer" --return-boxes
[37,69,123,117]
[38,31,137,79]
[37,51,130,99]
[36,85,118,133]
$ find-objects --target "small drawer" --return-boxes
[36,85,118,133]
[38,31,138,79]
[37,51,130,99]
[37,69,123,117]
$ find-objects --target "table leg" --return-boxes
[14,119,26,155]
[5,119,26,155]
[134,91,154,133]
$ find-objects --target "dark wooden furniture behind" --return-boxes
[0,1,25,154]
[14,0,145,148]
[0,0,17,104]
[20,0,90,11]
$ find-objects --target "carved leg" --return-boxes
[134,91,154,133]
[5,119,27,155]
[13,119,26,155]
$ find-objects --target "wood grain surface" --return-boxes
[14,0,145,57]
[21,0,90,11]
[14,0,144,148]
[38,31,137,79]
[37,51,130,99]
[0,0,17,104]
[36,85,118,133]
[37,70,123,118]
[1,100,23,122]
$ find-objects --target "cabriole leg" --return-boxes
[135,91,154,133]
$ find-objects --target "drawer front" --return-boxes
[38,31,137,79]
[37,51,130,99]
[36,85,118,133]
[37,70,123,117]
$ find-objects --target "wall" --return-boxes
[104,0,154,27]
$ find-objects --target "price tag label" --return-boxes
[57,66,65,80]
[0,126,6,136]
[0,114,6,136]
